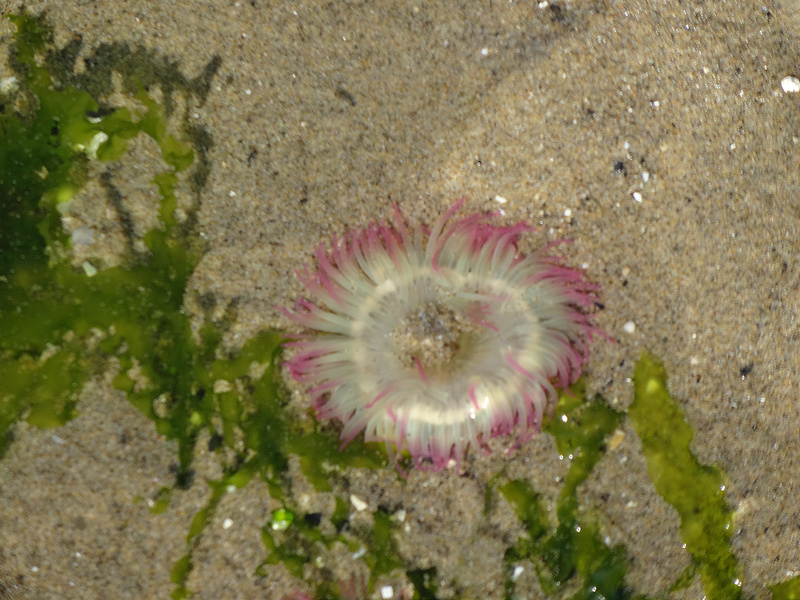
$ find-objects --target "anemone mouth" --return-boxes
[390,299,475,376]
[281,200,599,471]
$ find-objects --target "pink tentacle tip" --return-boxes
[468,384,480,411]
[451,197,467,213]
[413,357,429,383]
[366,385,394,409]
[275,304,296,321]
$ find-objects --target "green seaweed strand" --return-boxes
[501,384,633,600]
[630,352,742,600]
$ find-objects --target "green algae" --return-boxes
[366,510,404,581]
[501,383,633,600]
[498,352,771,600]
[171,463,260,600]
[0,12,292,597]
[542,382,628,596]
[771,576,800,600]
[164,324,388,597]
[408,567,439,599]
[0,12,213,467]
[630,352,742,600]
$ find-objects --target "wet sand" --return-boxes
[1,1,798,598]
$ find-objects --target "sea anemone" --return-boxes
[280,200,599,471]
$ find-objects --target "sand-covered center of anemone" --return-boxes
[390,299,483,375]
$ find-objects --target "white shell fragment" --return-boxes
[780,76,800,93]
[350,494,368,512]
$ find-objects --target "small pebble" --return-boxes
[0,76,19,93]
[71,226,95,246]
[607,429,626,451]
[213,380,233,393]
[780,76,800,93]
[350,494,368,512]
[82,261,97,277]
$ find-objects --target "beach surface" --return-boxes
[1,1,798,598]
